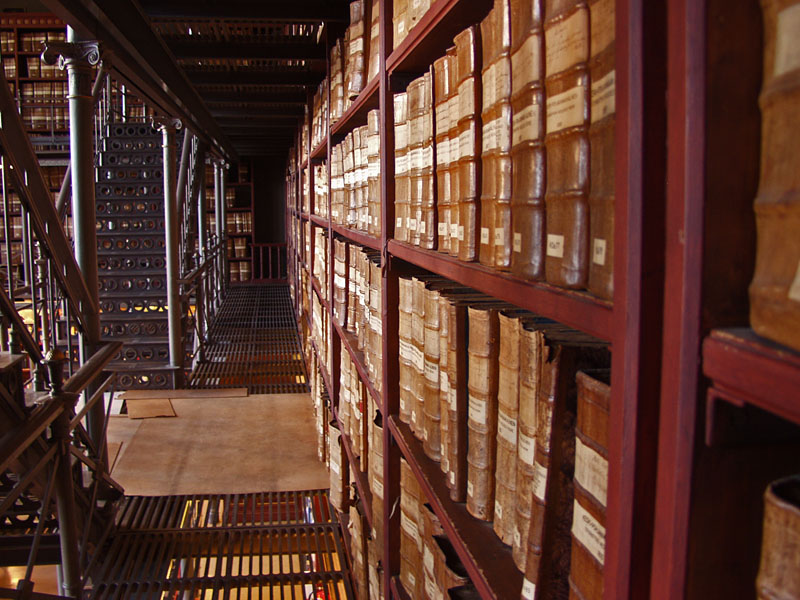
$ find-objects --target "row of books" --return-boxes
[227,212,252,234]
[312,226,329,303]
[229,238,249,259]
[311,284,332,377]
[19,81,68,106]
[398,273,611,598]
[399,457,476,599]
[394,0,616,300]
[393,0,434,51]
[3,57,15,80]
[310,78,328,151]
[0,31,15,54]
[302,220,312,269]
[16,29,66,52]
[228,260,252,282]
[313,162,328,219]
[24,56,64,79]
[19,105,68,131]
[301,167,310,214]
[330,109,381,235]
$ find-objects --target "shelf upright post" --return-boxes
[42,27,102,444]
[214,159,224,306]
[154,116,184,389]
[221,162,229,287]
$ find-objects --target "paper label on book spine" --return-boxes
[788,260,800,302]
[373,478,384,499]
[424,359,439,383]
[518,431,536,465]
[440,370,449,393]
[546,83,586,134]
[776,4,800,76]
[419,220,426,234]
[575,437,609,506]
[449,386,457,410]
[459,127,475,158]
[512,33,543,93]
[401,511,420,544]
[494,500,503,519]
[459,78,476,116]
[482,118,498,153]
[396,152,409,175]
[546,233,565,258]
[449,470,455,485]
[512,101,542,146]
[396,217,404,229]
[494,228,505,247]
[481,227,490,245]
[533,461,548,501]
[468,394,488,425]
[513,232,523,252]
[496,58,511,100]
[458,225,465,241]
[572,500,606,564]
[412,344,425,372]
[591,69,616,123]
[498,410,518,444]
[521,578,536,600]
[423,545,435,573]
[467,480,474,497]
[545,7,589,75]
[408,217,417,231]
[437,138,450,165]
[592,238,607,266]
[450,223,459,239]
[438,222,447,235]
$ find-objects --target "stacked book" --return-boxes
[330,116,379,234]
[345,0,368,101]
[393,0,433,51]
[312,226,328,302]
[311,78,328,151]
[313,162,328,218]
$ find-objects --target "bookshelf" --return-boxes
[220,161,255,283]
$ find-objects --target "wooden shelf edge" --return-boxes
[332,405,375,530]
[311,276,330,312]
[310,213,329,228]
[332,316,382,410]
[388,416,523,600]
[388,240,613,341]
[703,327,800,426]
[390,576,412,600]
[331,223,382,251]
[310,139,328,161]
[310,336,333,399]
[331,75,380,139]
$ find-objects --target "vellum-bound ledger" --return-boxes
[587,0,615,300]
[408,77,425,246]
[423,286,443,461]
[510,0,546,280]
[367,0,380,82]
[543,0,590,289]
[400,457,424,598]
[479,0,514,269]
[568,370,610,600]
[446,46,462,259]
[328,420,349,512]
[749,0,800,351]
[757,476,800,599]
[435,52,455,255]
[367,108,381,238]
[370,410,385,548]
[395,92,411,243]
[333,239,348,328]
[399,276,416,425]
[442,295,469,502]
[345,0,366,100]
[411,276,428,437]
[454,26,482,262]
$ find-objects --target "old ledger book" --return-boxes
[443,294,470,502]
[328,420,349,512]
[435,52,455,255]
[757,476,800,599]
[749,0,800,351]
[480,0,514,269]
[423,286,443,461]
[400,458,424,598]
[399,276,416,425]
[510,0,546,281]
[395,92,411,243]
[411,276,428,437]
[454,26,482,262]
[568,370,610,600]
[447,46,462,259]
[587,0,615,300]
[543,0,590,289]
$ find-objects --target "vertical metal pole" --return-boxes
[213,161,223,306]
[196,158,207,263]
[1,158,14,303]
[221,164,229,287]
[155,118,184,389]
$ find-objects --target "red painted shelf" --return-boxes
[703,327,800,426]
[388,417,523,600]
[310,336,333,399]
[332,404,374,530]
[309,213,328,228]
[331,75,379,139]
[386,0,493,75]
[331,223,381,251]
[311,276,329,312]
[388,240,613,341]
[332,316,381,410]
[310,138,327,161]
[390,576,412,600]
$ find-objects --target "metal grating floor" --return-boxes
[87,490,352,600]
[188,285,308,394]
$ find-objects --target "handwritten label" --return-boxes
[450,223,459,239]
[512,100,542,146]
[498,410,518,444]
[494,228,505,247]
[423,546,435,573]
[518,432,536,465]
[514,232,523,253]
[469,394,487,424]
[438,222,447,235]
[776,4,800,76]
[545,7,589,76]
[459,78,476,116]
[591,69,616,123]
[547,234,565,258]
[458,225,465,241]
[572,501,606,564]
[546,82,587,134]
[533,461,548,501]
[521,578,536,600]
[373,478,384,499]
[481,227,490,245]
[575,438,609,506]
[512,33,542,94]
[494,500,503,520]
[593,238,607,266]
[467,480,474,498]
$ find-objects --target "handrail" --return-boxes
[63,341,122,396]
[180,239,225,286]
[0,285,43,363]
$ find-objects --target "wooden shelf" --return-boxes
[703,328,800,426]
[390,576,412,600]
[331,75,380,139]
[386,0,493,75]
[310,138,327,161]
[310,337,333,402]
[332,316,381,410]
[331,223,381,251]
[388,417,523,600]
[310,213,328,228]
[311,276,329,312]
[332,404,374,530]
[388,240,613,341]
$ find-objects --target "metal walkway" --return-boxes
[188,285,308,394]
[86,490,352,600]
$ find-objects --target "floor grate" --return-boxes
[87,490,351,600]
[188,285,308,394]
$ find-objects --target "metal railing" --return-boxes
[252,243,288,282]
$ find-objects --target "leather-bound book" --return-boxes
[494,311,522,544]
[395,92,411,243]
[371,410,385,549]
[433,535,471,594]
[466,305,500,521]
[587,0,615,300]
[444,296,469,501]
[510,0,546,281]
[421,503,445,600]
[757,475,800,599]
[421,70,437,249]
[435,53,454,255]
[399,276,416,425]
[439,291,452,480]
[408,76,424,246]
[568,369,610,600]
[543,0,590,289]
[523,334,609,600]
[368,109,381,238]
[394,0,409,50]
[333,238,348,328]
[447,46,462,259]
[368,256,383,393]
[400,457,424,598]
[411,276,428,438]
[454,26,482,263]
[328,420,349,512]
[749,0,800,351]
[423,286,444,461]
[367,0,380,83]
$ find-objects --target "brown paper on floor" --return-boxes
[126,398,176,419]
[106,442,123,471]
[120,388,249,400]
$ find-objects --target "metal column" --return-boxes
[213,161,224,306]
[221,164,229,286]
[154,118,184,389]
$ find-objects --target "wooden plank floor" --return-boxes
[188,285,308,394]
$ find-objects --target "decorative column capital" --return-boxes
[151,116,183,133]
[41,40,100,69]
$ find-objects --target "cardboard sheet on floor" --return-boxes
[119,388,249,400]
[111,394,329,495]
[126,398,176,419]
[106,442,123,471]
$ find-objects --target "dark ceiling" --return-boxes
[41,0,353,162]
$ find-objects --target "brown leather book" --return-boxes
[568,369,610,600]
[466,305,500,521]
[447,46,462,259]
[371,410,385,549]
[445,297,469,501]
[411,276,428,438]
[749,0,800,351]
[436,52,456,255]
[421,503,445,600]
[757,475,800,599]
[439,292,452,481]
[434,535,471,594]
[510,0,546,281]
[543,0,590,289]
[409,77,425,246]
[345,1,366,100]
[399,276,416,425]
[328,420,349,512]
[421,70,437,250]
[368,256,383,394]
[333,238,349,328]
[395,92,411,243]
[423,286,444,461]
[368,109,381,238]
[587,0,615,300]
[454,26,482,263]
[367,0,380,83]
[400,457,424,598]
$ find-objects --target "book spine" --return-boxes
[466,305,500,521]
[757,476,800,599]
[411,277,428,437]
[543,1,590,289]
[409,78,424,246]
[435,53,453,255]
[749,0,800,351]
[446,301,469,502]
[447,46,462,259]
[328,420,349,512]
[423,287,443,461]
[394,92,411,243]
[400,458,424,598]
[399,277,416,425]
[421,70,436,250]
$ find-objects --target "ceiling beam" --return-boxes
[210,108,303,118]
[186,71,324,86]
[166,40,326,61]
[139,0,351,22]
[199,90,308,104]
